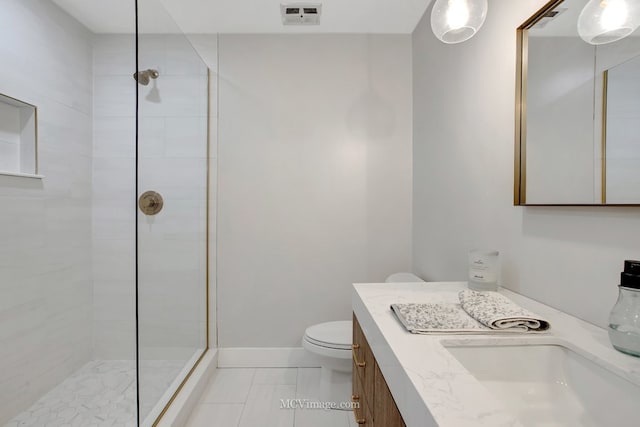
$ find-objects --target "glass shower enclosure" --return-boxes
[136,0,210,423]
[0,0,209,425]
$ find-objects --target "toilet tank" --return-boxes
[384,272,424,283]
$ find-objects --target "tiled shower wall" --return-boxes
[0,0,93,422]
[92,34,137,360]
[92,34,209,360]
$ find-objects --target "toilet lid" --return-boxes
[304,321,352,350]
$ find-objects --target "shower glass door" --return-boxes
[135,1,209,424]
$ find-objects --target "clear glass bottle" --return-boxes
[608,260,640,357]
[468,249,499,292]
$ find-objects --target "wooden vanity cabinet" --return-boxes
[352,363,374,426]
[352,314,406,427]
[373,363,406,427]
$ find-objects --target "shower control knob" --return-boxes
[138,191,164,215]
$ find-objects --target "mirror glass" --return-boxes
[515,0,640,205]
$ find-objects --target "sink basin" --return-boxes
[444,343,640,426]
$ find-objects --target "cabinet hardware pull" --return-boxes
[352,395,366,425]
[352,344,366,367]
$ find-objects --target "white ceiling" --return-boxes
[53,0,433,34]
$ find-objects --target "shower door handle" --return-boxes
[138,191,164,215]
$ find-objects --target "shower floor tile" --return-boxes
[5,359,184,427]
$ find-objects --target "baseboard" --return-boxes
[217,347,323,368]
[155,348,218,427]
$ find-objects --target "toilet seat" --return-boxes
[304,335,351,350]
[303,321,352,350]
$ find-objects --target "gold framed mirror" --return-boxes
[515,0,640,206]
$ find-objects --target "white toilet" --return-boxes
[302,320,353,405]
[301,272,424,406]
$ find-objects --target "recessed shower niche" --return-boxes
[0,93,38,178]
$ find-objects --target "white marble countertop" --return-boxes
[352,282,640,427]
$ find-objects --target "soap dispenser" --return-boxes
[608,260,640,357]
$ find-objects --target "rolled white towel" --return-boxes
[458,289,550,332]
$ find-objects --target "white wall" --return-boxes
[412,0,640,329]
[217,34,413,348]
[0,0,93,422]
[92,34,210,360]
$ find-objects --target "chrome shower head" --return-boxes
[133,69,159,86]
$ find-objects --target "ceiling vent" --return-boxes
[531,8,568,30]
[281,3,322,25]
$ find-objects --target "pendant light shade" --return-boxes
[577,0,640,45]
[430,0,488,44]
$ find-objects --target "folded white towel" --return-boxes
[390,290,550,334]
[390,303,486,333]
[458,289,550,332]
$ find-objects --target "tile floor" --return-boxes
[5,359,184,427]
[185,368,358,427]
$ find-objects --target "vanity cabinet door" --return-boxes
[352,361,373,426]
[373,363,406,427]
[353,313,407,427]
[352,314,375,400]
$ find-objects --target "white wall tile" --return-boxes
[93,117,136,158]
[93,75,136,118]
[165,117,208,158]
[93,157,136,196]
[139,35,168,76]
[92,198,135,240]
[164,36,208,77]
[0,1,92,116]
[91,34,136,361]
[93,320,136,360]
[92,34,211,367]
[92,35,136,77]
[139,117,167,158]
[138,157,207,190]
[0,0,93,422]
[92,239,135,282]
[139,75,208,118]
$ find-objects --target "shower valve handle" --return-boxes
[138,191,164,215]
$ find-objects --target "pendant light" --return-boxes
[431,0,488,44]
[577,0,640,45]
